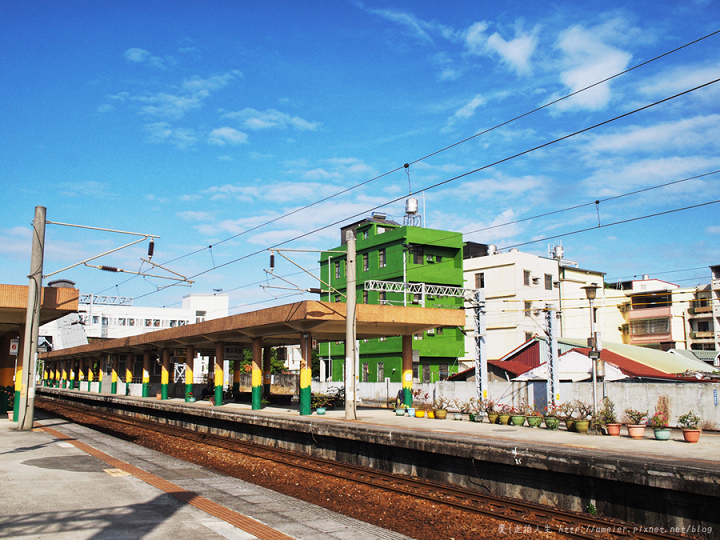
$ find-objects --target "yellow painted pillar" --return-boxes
[252,338,262,410]
[55,363,60,388]
[87,359,94,391]
[97,357,103,393]
[125,354,133,395]
[61,360,67,389]
[142,351,150,397]
[299,334,312,415]
[111,353,118,394]
[161,349,170,400]
[214,342,225,406]
[184,346,195,402]
[78,359,85,390]
[69,360,75,389]
[402,335,413,407]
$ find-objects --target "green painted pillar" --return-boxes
[214,342,225,406]
[299,334,312,415]
[263,346,272,401]
[61,361,67,389]
[78,360,84,391]
[251,338,263,410]
[142,351,150,397]
[110,354,118,395]
[13,363,22,422]
[42,364,48,387]
[87,362,94,392]
[402,335,413,407]
[97,358,103,393]
[161,349,170,400]
[184,346,195,402]
[125,354,133,395]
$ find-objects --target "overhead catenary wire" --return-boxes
[110,29,720,280]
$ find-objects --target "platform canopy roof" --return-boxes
[0,284,79,339]
[41,300,465,360]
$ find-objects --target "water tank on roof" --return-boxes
[554,245,564,260]
[405,197,418,215]
[487,244,497,256]
[48,279,76,288]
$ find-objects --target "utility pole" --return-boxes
[546,304,560,406]
[18,206,46,430]
[344,231,357,420]
[473,291,488,402]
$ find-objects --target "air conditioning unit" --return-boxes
[532,277,540,285]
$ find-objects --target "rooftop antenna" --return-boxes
[403,164,422,227]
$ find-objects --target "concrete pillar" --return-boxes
[232,348,242,398]
[214,342,225,406]
[161,349,170,400]
[87,359,94,391]
[125,354,133,395]
[61,360,67,389]
[78,359,85,391]
[185,346,195,402]
[97,357,103,393]
[69,360,75,389]
[111,354,119,394]
[263,346,272,400]
[252,338,262,410]
[299,334,312,416]
[55,363,61,388]
[402,334,413,407]
[142,351,151,397]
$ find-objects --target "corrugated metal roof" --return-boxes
[558,338,712,374]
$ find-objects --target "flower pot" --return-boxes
[574,420,590,434]
[627,424,646,439]
[434,409,448,419]
[565,419,576,432]
[605,423,621,436]
[510,415,525,426]
[527,415,542,428]
[407,407,416,416]
[415,409,426,418]
[427,410,435,419]
[544,416,560,430]
[453,413,463,421]
[395,408,406,416]
[653,428,671,441]
[487,413,499,424]
[682,428,701,443]
[315,407,326,415]
[498,414,511,425]
[469,413,483,423]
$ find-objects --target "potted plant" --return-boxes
[509,404,526,426]
[558,402,577,431]
[678,411,701,443]
[467,397,483,422]
[452,398,471,421]
[484,399,499,424]
[597,397,621,436]
[526,407,544,428]
[498,404,512,425]
[649,411,671,440]
[311,393,331,415]
[624,408,648,439]
[572,400,592,434]
[412,390,430,417]
[433,396,449,419]
[543,403,561,430]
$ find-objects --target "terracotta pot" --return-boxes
[627,424,646,439]
[605,423,621,436]
[682,428,701,443]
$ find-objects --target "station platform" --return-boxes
[1,411,411,540]
[32,388,720,533]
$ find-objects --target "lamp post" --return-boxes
[581,284,599,428]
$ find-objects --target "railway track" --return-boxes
[36,398,697,540]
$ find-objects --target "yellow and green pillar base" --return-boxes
[299,335,312,415]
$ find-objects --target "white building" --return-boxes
[462,243,605,362]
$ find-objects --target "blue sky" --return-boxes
[2,1,720,314]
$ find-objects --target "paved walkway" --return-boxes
[1,412,411,540]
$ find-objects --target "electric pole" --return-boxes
[344,230,357,420]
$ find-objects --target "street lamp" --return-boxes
[581,284,599,429]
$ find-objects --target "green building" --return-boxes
[318,213,466,384]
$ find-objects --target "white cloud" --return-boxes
[57,180,115,199]
[551,24,632,112]
[177,211,213,221]
[123,47,173,69]
[124,48,151,63]
[145,122,197,149]
[208,127,249,146]
[707,226,720,235]
[223,108,320,131]
[637,61,720,103]
[464,21,539,75]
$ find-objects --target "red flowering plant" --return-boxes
[544,403,561,418]
[649,411,669,429]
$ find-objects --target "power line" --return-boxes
[104,29,720,295]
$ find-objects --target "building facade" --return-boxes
[318,213,465,384]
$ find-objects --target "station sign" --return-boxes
[9,338,19,355]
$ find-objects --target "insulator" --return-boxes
[147,239,155,259]
[270,253,275,270]
[100,266,119,272]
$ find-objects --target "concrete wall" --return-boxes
[314,380,720,427]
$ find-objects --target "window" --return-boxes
[545,274,553,291]
[422,363,431,383]
[630,318,670,335]
[436,327,444,335]
[377,226,386,234]
[377,362,384,381]
[335,294,341,303]
[363,253,369,272]
[101,317,108,326]
[412,363,419,380]
[153,319,160,327]
[195,310,206,323]
[379,291,387,304]
[413,333,423,340]
[475,272,485,289]
[524,301,532,317]
[426,254,434,263]
[363,230,369,239]
[118,318,126,326]
[439,363,449,381]
[697,321,710,332]
[413,293,422,305]
[92,316,100,324]
[436,255,442,263]
[523,270,531,286]
[411,245,424,264]
[362,362,369,382]
[363,290,368,304]
[169,320,176,327]
[145,319,152,327]
[128,319,135,327]
[379,248,386,268]
[334,261,340,279]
